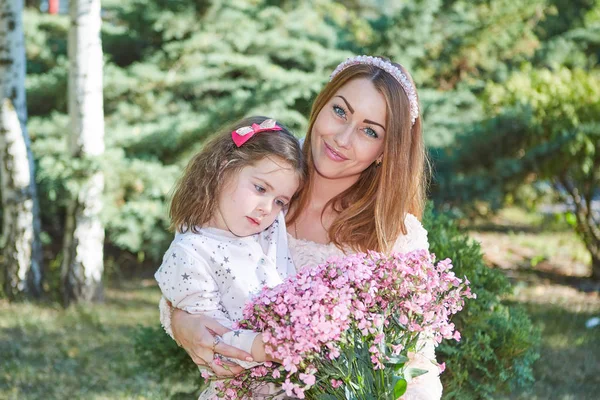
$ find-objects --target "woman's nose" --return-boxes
[333,124,353,149]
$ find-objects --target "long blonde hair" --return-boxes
[170,116,306,233]
[287,60,429,254]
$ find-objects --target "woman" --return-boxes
[162,55,442,399]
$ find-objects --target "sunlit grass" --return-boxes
[472,207,600,399]
[0,281,190,400]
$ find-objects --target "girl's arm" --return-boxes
[156,244,258,373]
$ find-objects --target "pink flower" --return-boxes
[299,372,316,386]
[391,343,404,355]
[281,379,294,396]
[294,386,306,399]
[212,249,474,398]
[453,330,461,341]
[331,379,343,388]
[438,362,446,373]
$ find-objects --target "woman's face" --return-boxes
[310,78,387,182]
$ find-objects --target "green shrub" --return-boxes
[425,208,541,399]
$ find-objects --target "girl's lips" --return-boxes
[246,216,260,226]
[324,142,348,161]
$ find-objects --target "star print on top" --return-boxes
[155,212,295,355]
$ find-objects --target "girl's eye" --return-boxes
[254,184,266,193]
[333,105,346,119]
[364,127,378,139]
[275,199,287,208]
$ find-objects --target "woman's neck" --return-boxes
[308,171,357,212]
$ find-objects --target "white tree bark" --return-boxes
[0,0,43,299]
[62,0,105,304]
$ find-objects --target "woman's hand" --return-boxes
[171,309,254,376]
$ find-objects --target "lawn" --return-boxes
[1,208,599,399]
[0,280,196,400]
[470,208,600,400]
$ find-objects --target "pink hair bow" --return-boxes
[231,118,283,147]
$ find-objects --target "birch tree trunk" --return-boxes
[0,0,43,299]
[62,0,105,305]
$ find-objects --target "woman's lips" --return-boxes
[324,142,348,161]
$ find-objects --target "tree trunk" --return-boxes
[0,100,42,298]
[0,0,43,299]
[62,0,105,305]
[591,252,600,281]
[556,173,600,280]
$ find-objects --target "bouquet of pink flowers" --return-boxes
[208,249,474,399]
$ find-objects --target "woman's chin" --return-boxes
[314,163,361,182]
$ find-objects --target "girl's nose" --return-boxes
[258,199,273,216]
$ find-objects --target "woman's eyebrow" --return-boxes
[336,95,385,131]
[335,95,354,113]
[364,119,386,131]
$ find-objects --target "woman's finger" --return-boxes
[214,341,253,362]
[210,360,244,377]
[202,318,234,337]
[190,354,208,366]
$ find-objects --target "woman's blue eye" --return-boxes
[364,127,378,139]
[333,105,346,119]
[254,185,266,193]
[275,199,287,208]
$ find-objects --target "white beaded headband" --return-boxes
[329,55,419,125]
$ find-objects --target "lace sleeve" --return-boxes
[158,296,176,339]
[401,337,443,400]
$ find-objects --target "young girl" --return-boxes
[155,116,305,398]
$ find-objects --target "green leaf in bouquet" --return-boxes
[393,378,408,398]
[344,386,359,400]
[384,355,409,365]
[405,367,429,380]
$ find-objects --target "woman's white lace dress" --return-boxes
[287,213,443,400]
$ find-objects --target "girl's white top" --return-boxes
[158,213,442,400]
[156,213,295,355]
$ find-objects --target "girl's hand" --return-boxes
[171,309,254,376]
[251,333,282,363]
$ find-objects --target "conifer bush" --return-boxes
[425,209,541,399]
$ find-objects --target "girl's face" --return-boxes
[311,78,387,183]
[210,157,300,237]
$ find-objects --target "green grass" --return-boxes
[0,281,196,400]
[471,207,600,399]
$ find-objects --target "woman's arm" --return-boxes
[394,214,443,400]
[400,338,443,400]
[168,307,254,376]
